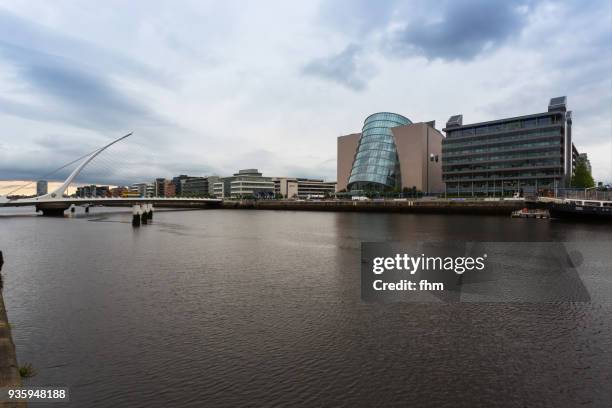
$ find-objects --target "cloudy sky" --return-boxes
[0,0,610,189]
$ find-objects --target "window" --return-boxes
[538,116,551,126]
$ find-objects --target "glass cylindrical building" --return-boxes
[347,112,412,191]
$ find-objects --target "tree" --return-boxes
[571,160,595,188]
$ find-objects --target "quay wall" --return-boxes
[0,289,25,407]
[221,200,525,215]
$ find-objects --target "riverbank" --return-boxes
[221,199,525,215]
[0,287,24,407]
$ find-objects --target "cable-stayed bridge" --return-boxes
[0,133,221,216]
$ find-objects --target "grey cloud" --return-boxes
[302,44,367,91]
[386,0,530,61]
[0,43,162,131]
[317,0,398,36]
[0,9,163,83]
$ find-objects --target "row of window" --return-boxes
[350,164,397,177]
[444,171,563,181]
[363,120,409,133]
[352,156,397,169]
[358,132,395,144]
[356,141,398,153]
[364,112,411,126]
[443,141,561,157]
[443,129,561,148]
[348,172,396,187]
[354,148,397,162]
[443,160,562,173]
[447,115,561,138]
[444,151,561,165]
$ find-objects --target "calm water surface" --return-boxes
[1,207,611,407]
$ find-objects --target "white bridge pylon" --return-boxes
[36,132,133,200]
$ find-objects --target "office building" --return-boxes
[172,175,190,196]
[337,113,444,193]
[36,180,48,196]
[154,178,176,197]
[110,186,128,197]
[207,176,221,196]
[442,97,574,195]
[75,185,110,197]
[129,183,148,197]
[273,178,336,198]
[212,182,224,198]
[182,177,209,196]
[217,169,275,199]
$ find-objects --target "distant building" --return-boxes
[212,182,224,198]
[172,175,190,196]
[122,190,141,198]
[217,169,275,199]
[129,183,148,197]
[154,178,166,197]
[206,176,221,196]
[110,186,128,197]
[442,97,574,195]
[182,177,209,196]
[36,180,48,196]
[273,177,336,198]
[154,178,176,197]
[337,113,444,194]
[273,178,298,198]
[578,153,592,174]
[75,185,110,197]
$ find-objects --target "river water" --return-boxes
[1,207,611,407]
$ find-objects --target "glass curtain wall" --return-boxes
[348,112,411,191]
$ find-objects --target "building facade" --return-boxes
[75,185,110,197]
[154,178,176,197]
[578,153,591,174]
[36,180,48,196]
[172,175,190,196]
[273,178,336,198]
[337,133,361,192]
[182,177,209,196]
[337,113,444,193]
[442,97,574,196]
[215,169,274,199]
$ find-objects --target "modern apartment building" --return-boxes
[273,178,336,198]
[442,97,574,195]
[337,113,444,193]
[36,180,48,196]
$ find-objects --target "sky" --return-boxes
[0,0,610,191]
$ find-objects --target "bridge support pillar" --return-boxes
[132,205,141,227]
[140,205,148,225]
[36,203,70,217]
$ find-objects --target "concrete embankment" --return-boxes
[0,288,25,407]
[221,199,525,215]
